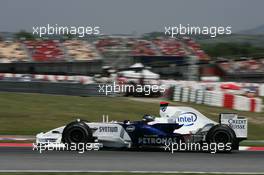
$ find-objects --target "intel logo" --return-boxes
[177,112,197,126]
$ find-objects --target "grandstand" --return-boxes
[1,33,264,82]
[182,37,209,61]
[0,41,28,63]
[23,40,65,62]
[0,35,208,63]
[0,34,212,80]
[94,37,131,58]
[63,40,99,61]
[217,58,264,82]
[152,38,186,56]
[131,40,158,56]
[219,59,264,74]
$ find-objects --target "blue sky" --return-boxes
[1,0,263,34]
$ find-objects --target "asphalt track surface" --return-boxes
[0,147,264,173]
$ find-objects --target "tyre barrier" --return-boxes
[260,84,264,97]
[196,89,204,104]
[173,86,262,112]
[189,89,196,103]
[173,86,182,102]
[182,87,189,102]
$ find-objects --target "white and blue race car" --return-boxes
[36,102,247,151]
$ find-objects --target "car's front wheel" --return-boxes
[62,120,94,144]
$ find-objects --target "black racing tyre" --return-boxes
[62,120,94,144]
[206,124,236,152]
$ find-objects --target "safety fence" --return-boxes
[0,81,115,97]
[0,73,93,84]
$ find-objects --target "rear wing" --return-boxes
[219,113,248,139]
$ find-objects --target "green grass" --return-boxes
[0,92,158,135]
[240,141,264,146]
[0,92,263,140]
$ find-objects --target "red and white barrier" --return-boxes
[239,146,264,151]
[165,80,264,97]
[223,93,235,109]
[173,86,262,112]
[232,95,262,112]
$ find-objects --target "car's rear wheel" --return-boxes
[206,124,236,152]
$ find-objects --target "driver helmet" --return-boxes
[142,114,155,122]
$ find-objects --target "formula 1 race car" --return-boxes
[36,102,248,152]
